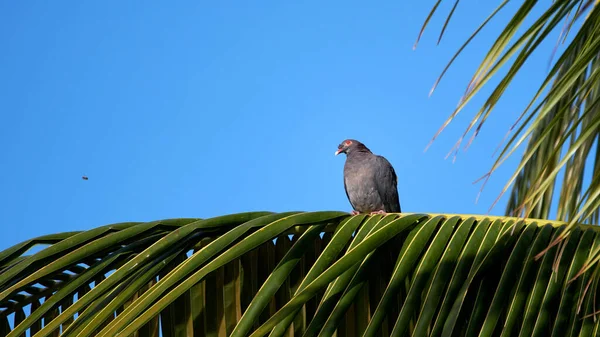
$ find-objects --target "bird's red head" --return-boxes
[335,139,367,156]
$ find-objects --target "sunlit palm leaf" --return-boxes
[0,211,599,336]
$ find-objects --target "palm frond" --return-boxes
[1,212,599,336]
[418,0,600,274]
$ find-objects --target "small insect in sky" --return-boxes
[82,176,89,180]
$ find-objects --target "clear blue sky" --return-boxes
[0,1,558,250]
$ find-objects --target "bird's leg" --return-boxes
[370,210,386,215]
[351,210,360,215]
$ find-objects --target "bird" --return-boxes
[335,139,401,215]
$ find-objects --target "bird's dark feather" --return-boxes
[374,155,401,212]
[343,178,357,210]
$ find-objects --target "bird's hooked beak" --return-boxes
[335,148,344,156]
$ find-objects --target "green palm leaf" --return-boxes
[417,0,600,280]
[1,211,599,336]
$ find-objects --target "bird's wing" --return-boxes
[374,155,401,212]
[343,175,357,210]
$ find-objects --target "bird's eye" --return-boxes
[345,140,352,146]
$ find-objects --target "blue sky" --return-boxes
[0,1,560,250]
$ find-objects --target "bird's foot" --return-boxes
[350,210,360,215]
[370,210,386,215]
